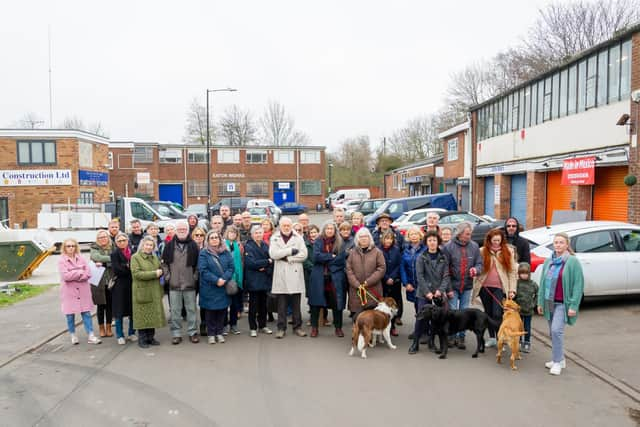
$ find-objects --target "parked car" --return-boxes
[357,198,388,217]
[521,221,640,298]
[210,197,252,215]
[339,200,363,219]
[247,199,282,224]
[279,202,308,215]
[149,201,187,220]
[365,193,458,229]
[247,206,278,227]
[185,204,208,218]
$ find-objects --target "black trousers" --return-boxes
[479,287,504,338]
[310,306,342,328]
[383,280,402,325]
[205,309,226,336]
[248,291,268,331]
[96,288,113,325]
[276,294,301,332]
[138,328,155,343]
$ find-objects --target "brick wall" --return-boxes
[443,132,465,179]
[526,171,546,229]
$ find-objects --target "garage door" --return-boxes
[460,185,470,211]
[510,174,527,225]
[484,177,495,218]
[545,171,572,225]
[593,166,628,222]
[159,184,184,206]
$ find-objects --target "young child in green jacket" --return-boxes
[514,262,538,353]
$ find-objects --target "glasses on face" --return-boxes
[65,244,76,248]
[194,234,205,237]
[117,239,127,243]
[209,236,220,240]
[506,224,518,228]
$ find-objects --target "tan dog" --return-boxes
[496,299,526,370]
[349,297,399,359]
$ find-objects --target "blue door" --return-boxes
[273,182,295,206]
[159,184,183,206]
[484,177,495,218]
[510,174,527,225]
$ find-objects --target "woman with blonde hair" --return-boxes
[400,226,426,327]
[58,238,101,345]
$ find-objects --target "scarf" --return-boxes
[323,236,335,254]
[544,251,570,312]
[121,246,131,261]
[281,232,293,244]
[206,241,227,256]
[161,234,199,266]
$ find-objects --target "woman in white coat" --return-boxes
[269,217,308,338]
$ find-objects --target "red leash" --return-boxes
[482,286,505,309]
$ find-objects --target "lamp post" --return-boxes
[328,162,333,194]
[206,87,237,220]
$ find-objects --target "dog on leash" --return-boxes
[349,297,399,359]
[496,299,526,370]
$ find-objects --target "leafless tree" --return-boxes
[218,105,257,146]
[445,61,498,114]
[333,135,377,185]
[12,112,45,129]
[386,115,444,163]
[259,100,310,146]
[59,116,109,137]
[183,98,214,145]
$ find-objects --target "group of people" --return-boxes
[58,206,584,376]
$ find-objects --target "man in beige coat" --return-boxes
[269,217,308,338]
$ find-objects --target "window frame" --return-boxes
[447,137,459,161]
[273,150,294,164]
[246,150,268,164]
[300,180,322,195]
[17,140,57,165]
[187,149,207,164]
[217,149,240,164]
[301,150,321,164]
[187,180,208,196]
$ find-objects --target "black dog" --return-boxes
[417,305,491,359]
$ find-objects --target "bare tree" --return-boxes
[332,135,377,186]
[13,112,45,129]
[183,98,214,145]
[219,105,258,146]
[525,0,640,68]
[386,115,444,163]
[59,116,109,137]
[259,100,310,146]
[445,61,498,114]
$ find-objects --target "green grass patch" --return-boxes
[0,284,56,308]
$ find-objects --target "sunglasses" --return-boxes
[506,224,518,228]
[194,234,205,237]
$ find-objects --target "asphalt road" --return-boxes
[1,212,639,426]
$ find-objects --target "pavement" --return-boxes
[1,227,640,425]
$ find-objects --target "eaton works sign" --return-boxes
[0,169,72,186]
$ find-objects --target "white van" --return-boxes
[330,188,371,208]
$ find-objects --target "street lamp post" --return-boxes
[206,87,237,220]
[328,162,333,194]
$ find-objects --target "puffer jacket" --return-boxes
[416,249,450,297]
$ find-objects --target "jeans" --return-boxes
[66,312,93,334]
[448,288,472,339]
[479,287,504,338]
[521,314,532,344]
[170,290,198,337]
[115,316,135,339]
[549,303,565,363]
[248,291,268,331]
[276,293,302,332]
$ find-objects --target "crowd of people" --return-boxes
[58,206,583,376]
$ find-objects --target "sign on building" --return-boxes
[79,170,108,186]
[0,169,72,186]
[561,156,595,185]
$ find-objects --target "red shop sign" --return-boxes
[561,156,595,185]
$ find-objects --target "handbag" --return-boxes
[225,279,239,296]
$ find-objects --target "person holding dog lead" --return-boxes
[442,222,483,349]
[410,230,450,354]
[346,228,386,318]
[472,228,518,349]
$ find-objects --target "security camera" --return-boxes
[632,89,640,103]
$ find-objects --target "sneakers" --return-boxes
[260,327,273,334]
[127,334,138,342]
[208,336,216,344]
[87,334,102,345]
[522,342,531,353]
[549,363,563,375]
[457,337,466,350]
[117,337,126,345]
[275,330,285,339]
[294,328,307,337]
[250,330,258,337]
[231,326,241,335]
[216,335,225,343]
[485,338,497,348]
[70,333,79,345]
[222,326,230,336]
[545,359,566,369]
[172,337,182,345]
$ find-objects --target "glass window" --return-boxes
[246,151,267,164]
[586,55,597,109]
[17,141,56,165]
[187,180,207,196]
[489,103,495,138]
[597,50,608,106]
[247,181,269,196]
[130,202,156,221]
[609,44,620,102]
[537,80,545,123]
[448,138,458,161]
[573,231,617,253]
[518,88,525,129]
[133,147,153,163]
[524,86,531,128]
[159,149,182,164]
[616,229,640,252]
[531,83,538,126]
[79,192,94,205]
[274,150,294,164]
[495,101,502,136]
[187,150,207,163]
[301,150,321,164]
[543,77,552,121]
[31,142,43,163]
[387,202,404,216]
[568,65,577,115]
[578,59,587,112]
[551,73,560,120]
[620,39,631,100]
[511,92,519,130]
[301,181,321,195]
[44,142,56,163]
[559,69,568,117]
[478,108,485,140]
[217,182,241,196]
[217,149,239,164]
[502,96,509,134]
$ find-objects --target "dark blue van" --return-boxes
[365,193,457,229]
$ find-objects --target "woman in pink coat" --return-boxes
[58,238,101,345]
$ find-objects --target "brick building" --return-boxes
[438,121,472,210]
[470,25,640,228]
[108,142,327,209]
[383,154,444,199]
[0,129,110,228]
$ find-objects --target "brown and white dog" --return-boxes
[349,297,399,359]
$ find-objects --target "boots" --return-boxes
[310,327,319,337]
[99,324,106,337]
[105,324,113,337]
[408,337,419,354]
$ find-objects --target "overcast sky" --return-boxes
[1,0,551,152]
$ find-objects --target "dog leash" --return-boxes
[357,284,381,306]
[482,286,506,309]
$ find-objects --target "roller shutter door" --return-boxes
[509,174,527,225]
[545,171,572,225]
[484,177,495,218]
[460,185,470,211]
[593,166,628,221]
[159,184,184,206]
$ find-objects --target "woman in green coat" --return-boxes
[131,236,166,348]
[89,230,114,338]
[537,232,584,376]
